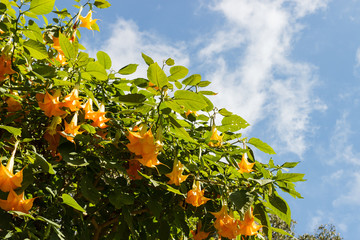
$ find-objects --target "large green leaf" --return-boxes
[248,137,276,155]
[86,62,108,81]
[114,93,146,105]
[31,151,56,174]
[218,114,249,132]
[263,192,291,226]
[62,194,86,212]
[59,33,76,60]
[23,40,48,59]
[169,65,188,81]
[229,190,254,214]
[0,125,21,136]
[147,62,168,88]
[96,51,112,69]
[182,74,201,86]
[142,52,154,65]
[29,0,55,15]
[80,175,100,204]
[174,90,207,111]
[118,64,138,75]
[276,172,305,182]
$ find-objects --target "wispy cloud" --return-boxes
[89,0,329,156]
[89,18,190,77]
[199,0,328,155]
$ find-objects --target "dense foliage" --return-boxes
[0,0,305,239]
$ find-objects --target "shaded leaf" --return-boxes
[62,194,86,212]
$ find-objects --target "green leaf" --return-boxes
[229,190,254,214]
[139,172,185,195]
[94,0,111,8]
[281,162,300,169]
[118,64,138,75]
[147,63,168,88]
[142,52,154,66]
[169,66,188,81]
[62,194,86,212]
[271,227,294,238]
[219,108,233,116]
[29,0,55,15]
[81,124,96,134]
[174,90,207,111]
[200,94,213,112]
[254,203,272,239]
[159,221,171,240]
[109,191,134,209]
[248,138,276,155]
[182,74,201,86]
[59,33,76,60]
[218,114,249,132]
[86,62,108,81]
[96,51,112,69]
[0,125,21,136]
[23,40,48,60]
[197,81,211,87]
[199,91,217,95]
[0,3,6,14]
[165,58,175,66]
[276,172,305,182]
[31,151,56,174]
[264,192,291,226]
[114,93,146,105]
[170,125,196,143]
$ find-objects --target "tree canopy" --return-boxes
[0,0,306,239]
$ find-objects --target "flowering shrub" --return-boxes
[0,0,305,239]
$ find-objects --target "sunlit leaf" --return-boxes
[62,194,86,212]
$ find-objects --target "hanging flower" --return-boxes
[44,116,62,157]
[126,127,162,168]
[52,36,67,65]
[211,205,241,239]
[238,208,261,236]
[90,103,109,129]
[208,127,222,147]
[238,154,255,174]
[36,90,66,117]
[166,157,189,186]
[0,189,35,213]
[60,112,82,142]
[0,55,16,81]
[0,142,23,192]
[185,180,210,207]
[126,160,142,180]
[82,98,96,119]
[191,222,210,240]
[79,11,98,30]
[62,87,82,112]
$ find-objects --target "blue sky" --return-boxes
[60,0,360,238]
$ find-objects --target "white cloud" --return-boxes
[88,0,330,156]
[333,172,360,206]
[90,18,190,77]
[200,0,328,155]
[329,112,360,166]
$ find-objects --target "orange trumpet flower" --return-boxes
[62,87,82,112]
[238,154,255,174]
[0,189,35,213]
[166,158,189,186]
[0,55,16,81]
[211,205,241,239]
[126,127,162,168]
[79,11,98,30]
[36,90,66,117]
[0,141,23,192]
[60,112,82,142]
[185,180,210,207]
[238,208,261,236]
[90,103,109,129]
[208,127,222,148]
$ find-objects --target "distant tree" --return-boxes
[267,215,343,240]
